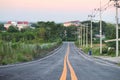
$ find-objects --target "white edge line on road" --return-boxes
[74,46,120,69]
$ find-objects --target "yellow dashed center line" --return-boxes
[60,43,78,80]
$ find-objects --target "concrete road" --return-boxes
[0,42,120,80]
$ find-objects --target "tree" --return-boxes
[105,23,116,39]
[37,27,46,40]
[0,24,5,31]
[8,25,19,33]
[105,23,116,48]
[65,26,78,41]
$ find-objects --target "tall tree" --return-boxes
[0,24,5,31]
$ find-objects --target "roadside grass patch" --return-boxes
[0,41,61,65]
[75,42,116,57]
[118,63,120,66]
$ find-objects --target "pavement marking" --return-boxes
[75,47,120,69]
[60,55,67,80]
[67,45,78,80]
[60,43,78,80]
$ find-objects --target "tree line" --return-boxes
[81,20,120,55]
[0,21,78,43]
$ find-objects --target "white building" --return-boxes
[4,21,17,29]
[4,21,30,30]
[63,20,80,27]
[95,34,105,39]
[17,21,29,30]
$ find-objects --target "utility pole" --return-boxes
[110,0,120,57]
[83,25,86,47]
[100,0,102,54]
[86,24,88,47]
[90,18,93,48]
[88,15,95,48]
[81,26,83,47]
[84,25,86,47]
[78,27,80,46]
[64,30,67,41]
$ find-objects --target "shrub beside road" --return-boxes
[0,41,62,65]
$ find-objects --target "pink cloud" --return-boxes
[0,0,103,12]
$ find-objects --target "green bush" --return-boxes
[107,48,115,55]
[0,41,61,65]
[102,47,108,54]
[17,53,29,62]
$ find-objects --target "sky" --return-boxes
[0,0,120,23]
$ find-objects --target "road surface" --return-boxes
[0,42,120,80]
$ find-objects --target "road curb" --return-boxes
[93,56,119,64]
[75,47,120,67]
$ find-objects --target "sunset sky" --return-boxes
[0,0,119,23]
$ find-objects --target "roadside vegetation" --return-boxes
[76,21,120,57]
[0,41,62,65]
[0,21,78,65]
[1,20,119,65]
[76,42,115,57]
[0,21,63,65]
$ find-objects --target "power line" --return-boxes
[87,0,120,56]
[94,3,114,18]
[88,0,114,19]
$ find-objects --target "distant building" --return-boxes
[4,21,17,29]
[63,20,80,27]
[4,21,30,30]
[95,34,105,39]
[17,21,29,30]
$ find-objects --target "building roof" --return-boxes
[17,21,29,24]
[64,20,80,24]
[7,21,12,24]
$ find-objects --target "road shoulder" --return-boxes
[94,56,120,64]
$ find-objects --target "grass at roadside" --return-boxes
[0,41,62,65]
[118,63,120,66]
[75,41,116,57]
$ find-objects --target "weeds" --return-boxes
[75,41,116,57]
[0,41,61,65]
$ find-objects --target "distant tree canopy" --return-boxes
[0,21,65,42]
[65,26,78,41]
[0,23,5,31]
[81,21,107,43]
[81,20,117,39]
[7,25,19,33]
[81,20,119,48]
[1,20,118,44]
